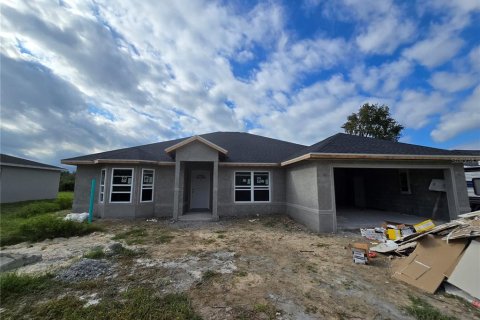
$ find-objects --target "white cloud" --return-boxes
[403,34,464,68]
[431,85,480,142]
[429,71,476,93]
[394,90,450,129]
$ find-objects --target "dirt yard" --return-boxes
[2,215,479,319]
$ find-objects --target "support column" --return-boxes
[173,160,181,220]
[444,168,459,220]
[212,160,219,220]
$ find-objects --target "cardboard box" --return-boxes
[351,242,369,265]
[414,219,436,233]
[392,235,467,293]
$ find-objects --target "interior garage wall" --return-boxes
[334,168,450,220]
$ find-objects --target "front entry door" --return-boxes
[190,170,211,210]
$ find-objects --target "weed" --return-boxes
[214,230,227,234]
[113,228,147,245]
[306,264,317,273]
[217,234,226,239]
[404,295,457,320]
[83,247,105,259]
[0,273,54,302]
[28,287,201,320]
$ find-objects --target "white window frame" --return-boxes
[109,168,134,203]
[234,171,271,203]
[99,168,106,203]
[399,169,411,194]
[140,169,155,203]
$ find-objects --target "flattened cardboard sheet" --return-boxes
[392,235,467,293]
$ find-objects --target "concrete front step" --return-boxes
[178,213,217,221]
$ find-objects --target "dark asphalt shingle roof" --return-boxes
[285,133,465,160]
[0,154,63,170]
[62,132,307,163]
[63,132,477,164]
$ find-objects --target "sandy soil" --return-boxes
[2,215,478,319]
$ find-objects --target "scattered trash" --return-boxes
[370,240,398,253]
[350,242,369,265]
[146,218,158,222]
[360,228,386,241]
[413,219,436,233]
[368,251,377,258]
[64,212,88,222]
[248,219,258,223]
[356,210,480,303]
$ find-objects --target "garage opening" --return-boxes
[333,168,450,230]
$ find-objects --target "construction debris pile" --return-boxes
[352,211,480,308]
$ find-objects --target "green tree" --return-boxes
[342,103,404,141]
[59,171,76,191]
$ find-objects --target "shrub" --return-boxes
[55,197,73,210]
[0,273,54,302]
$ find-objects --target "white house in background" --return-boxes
[0,154,64,203]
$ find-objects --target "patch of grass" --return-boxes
[153,232,175,244]
[202,238,216,245]
[405,295,457,320]
[253,303,278,319]
[305,304,318,314]
[214,230,227,234]
[0,193,99,246]
[83,247,105,259]
[0,273,54,303]
[201,270,219,282]
[217,234,226,239]
[236,270,248,277]
[113,228,147,245]
[29,288,201,320]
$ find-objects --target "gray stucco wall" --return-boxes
[0,166,60,203]
[218,166,285,216]
[73,164,175,218]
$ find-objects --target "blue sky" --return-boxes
[1,0,479,167]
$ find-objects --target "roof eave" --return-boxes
[0,162,65,171]
[281,153,480,166]
[61,159,175,165]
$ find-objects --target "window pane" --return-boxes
[142,189,153,202]
[235,190,251,202]
[100,170,106,185]
[111,193,131,202]
[112,186,132,192]
[143,170,154,185]
[254,172,269,186]
[112,169,132,185]
[400,172,409,191]
[100,193,104,202]
[235,172,251,186]
[254,189,269,202]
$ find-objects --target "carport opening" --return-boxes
[333,168,450,229]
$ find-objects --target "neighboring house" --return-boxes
[0,154,63,203]
[62,132,478,233]
[453,150,480,211]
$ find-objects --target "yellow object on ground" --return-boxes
[414,219,436,233]
[386,229,401,240]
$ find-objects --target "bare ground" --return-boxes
[2,215,479,319]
